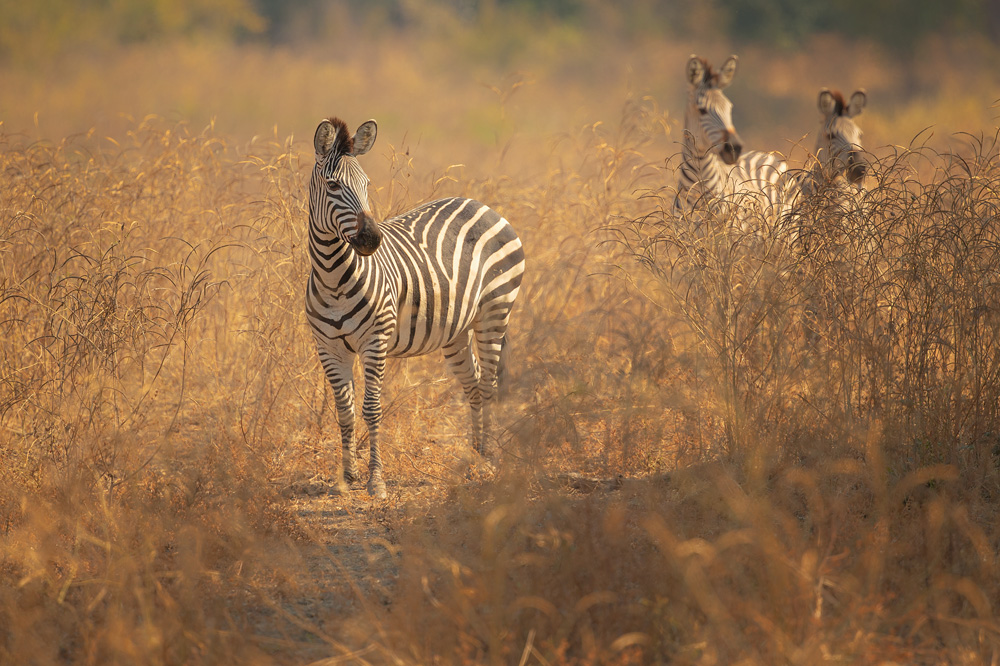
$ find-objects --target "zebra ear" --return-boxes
[846,90,867,118]
[686,56,705,86]
[351,120,378,156]
[716,55,738,88]
[314,120,337,159]
[818,89,838,117]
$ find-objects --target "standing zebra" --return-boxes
[799,88,868,196]
[676,54,789,223]
[677,56,868,233]
[307,117,525,498]
[675,54,746,212]
[773,88,869,244]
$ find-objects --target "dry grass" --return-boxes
[3,31,1000,665]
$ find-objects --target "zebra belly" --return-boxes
[385,267,481,358]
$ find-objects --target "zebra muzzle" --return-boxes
[349,214,382,256]
[720,130,743,165]
[846,152,867,184]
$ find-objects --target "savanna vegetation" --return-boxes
[3,1,1000,664]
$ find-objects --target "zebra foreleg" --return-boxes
[320,352,360,487]
[361,350,388,499]
[443,333,485,456]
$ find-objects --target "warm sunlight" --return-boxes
[2,2,999,664]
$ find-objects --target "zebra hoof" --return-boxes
[367,478,388,500]
[328,479,351,496]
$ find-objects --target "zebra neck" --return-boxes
[308,227,368,293]
[681,144,730,192]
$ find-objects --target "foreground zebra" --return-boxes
[307,117,525,498]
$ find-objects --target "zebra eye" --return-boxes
[698,108,708,116]
[327,180,342,191]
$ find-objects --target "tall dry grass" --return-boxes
[0,119,330,663]
[379,126,1000,663]
[2,93,1000,665]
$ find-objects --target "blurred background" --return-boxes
[2,0,1000,167]
[5,4,1000,663]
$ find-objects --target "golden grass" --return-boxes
[3,30,1000,665]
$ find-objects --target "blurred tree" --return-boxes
[0,0,265,61]
[111,0,266,42]
[3,0,996,62]
[715,0,832,47]
[835,0,985,53]
[710,0,992,54]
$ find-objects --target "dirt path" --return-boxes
[272,460,635,662]
[265,477,445,662]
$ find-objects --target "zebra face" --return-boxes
[686,55,744,165]
[817,89,867,185]
[312,118,383,256]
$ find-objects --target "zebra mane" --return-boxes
[695,57,716,85]
[827,90,847,116]
[325,117,354,155]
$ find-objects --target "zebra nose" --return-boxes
[847,151,867,184]
[350,212,383,256]
[721,133,742,165]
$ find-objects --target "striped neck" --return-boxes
[308,224,365,292]
[680,103,734,198]
[680,139,733,201]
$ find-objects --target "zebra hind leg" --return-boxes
[474,329,508,458]
[442,333,485,456]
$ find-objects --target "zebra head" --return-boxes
[312,117,382,256]
[685,55,743,165]
[816,89,867,185]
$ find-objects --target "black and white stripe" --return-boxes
[307,117,525,498]
[675,54,746,212]
[767,88,869,240]
[674,55,788,226]
[676,56,867,236]
[675,54,790,225]
[798,88,868,196]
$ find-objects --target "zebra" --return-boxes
[677,56,868,234]
[798,88,868,197]
[676,54,790,226]
[307,117,525,498]
[675,54,745,212]
[772,88,869,245]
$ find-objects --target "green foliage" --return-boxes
[0,0,264,61]
[712,0,996,53]
[3,0,999,64]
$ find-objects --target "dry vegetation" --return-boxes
[3,24,1000,666]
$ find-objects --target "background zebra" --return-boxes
[799,88,868,196]
[676,54,790,225]
[675,54,745,212]
[676,55,868,237]
[307,117,525,498]
[775,88,869,245]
